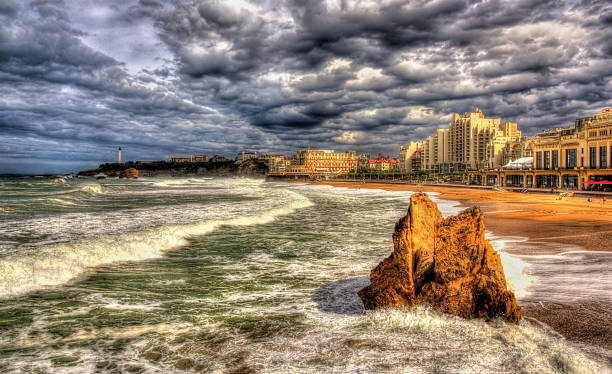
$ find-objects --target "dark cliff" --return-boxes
[77,159,269,178]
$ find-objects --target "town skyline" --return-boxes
[1,0,611,174]
[3,105,609,175]
[89,107,612,167]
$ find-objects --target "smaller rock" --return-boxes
[119,168,139,179]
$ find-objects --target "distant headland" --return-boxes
[77,158,269,178]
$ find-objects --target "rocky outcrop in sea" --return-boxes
[358,193,521,323]
[118,168,139,179]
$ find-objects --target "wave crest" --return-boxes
[0,190,312,299]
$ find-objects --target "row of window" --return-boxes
[536,146,609,169]
[588,130,609,137]
[311,163,355,168]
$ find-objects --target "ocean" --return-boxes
[0,176,608,373]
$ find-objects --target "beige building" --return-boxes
[449,109,521,170]
[295,149,357,173]
[398,141,424,171]
[411,149,422,171]
[500,138,533,167]
[368,157,398,171]
[404,109,524,172]
[422,136,434,171]
[421,129,449,171]
[190,154,209,162]
[259,154,287,171]
[235,152,257,163]
[468,108,612,189]
[357,154,371,170]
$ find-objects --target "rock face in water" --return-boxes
[358,193,521,323]
[118,168,139,179]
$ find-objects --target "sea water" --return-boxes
[0,176,608,373]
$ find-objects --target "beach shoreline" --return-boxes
[301,180,612,252]
[299,180,612,366]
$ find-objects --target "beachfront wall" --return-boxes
[468,108,612,189]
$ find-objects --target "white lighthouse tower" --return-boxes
[118,147,122,164]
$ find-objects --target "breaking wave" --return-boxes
[0,190,312,299]
[78,183,104,194]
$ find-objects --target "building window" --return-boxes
[590,147,597,168]
[552,150,559,169]
[544,151,550,169]
[536,152,542,169]
[566,149,576,168]
[601,146,608,169]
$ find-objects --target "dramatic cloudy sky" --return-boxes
[1,0,611,173]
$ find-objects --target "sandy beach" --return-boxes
[305,180,612,365]
[306,181,612,252]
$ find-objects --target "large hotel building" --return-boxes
[468,108,612,188]
[288,149,358,174]
[401,108,524,173]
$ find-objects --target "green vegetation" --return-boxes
[98,160,236,172]
[86,158,269,176]
[334,169,466,183]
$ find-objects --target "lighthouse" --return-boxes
[118,147,122,164]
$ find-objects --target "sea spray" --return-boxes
[0,177,607,373]
[133,306,604,373]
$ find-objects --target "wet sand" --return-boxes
[303,181,612,366]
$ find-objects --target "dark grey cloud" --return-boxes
[0,0,611,173]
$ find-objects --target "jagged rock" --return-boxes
[358,193,521,323]
[118,168,139,179]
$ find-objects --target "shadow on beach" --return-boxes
[312,276,369,315]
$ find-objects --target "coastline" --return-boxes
[300,180,612,365]
[302,180,612,252]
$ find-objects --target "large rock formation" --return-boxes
[358,193,521,323]
[118,168,139,179]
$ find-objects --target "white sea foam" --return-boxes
[142,305,605,374]
[47,177,68,185]
[87,296,163,311]
[45,198,76,206]
[498,252,531,299]
[78,183,104,194]
[487,234,533,299]
[151,178,208,187]
[0,190,312,299]
[519,250,612,303]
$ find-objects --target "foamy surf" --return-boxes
[78,183,104,194]
[488,234,533,299]
[0,177,608,373]
[0,190,312,299]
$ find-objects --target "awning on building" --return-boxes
[503,157,533,169]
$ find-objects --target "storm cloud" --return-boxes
[1,0,611,173]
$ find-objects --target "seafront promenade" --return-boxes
[317,178,612,197]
